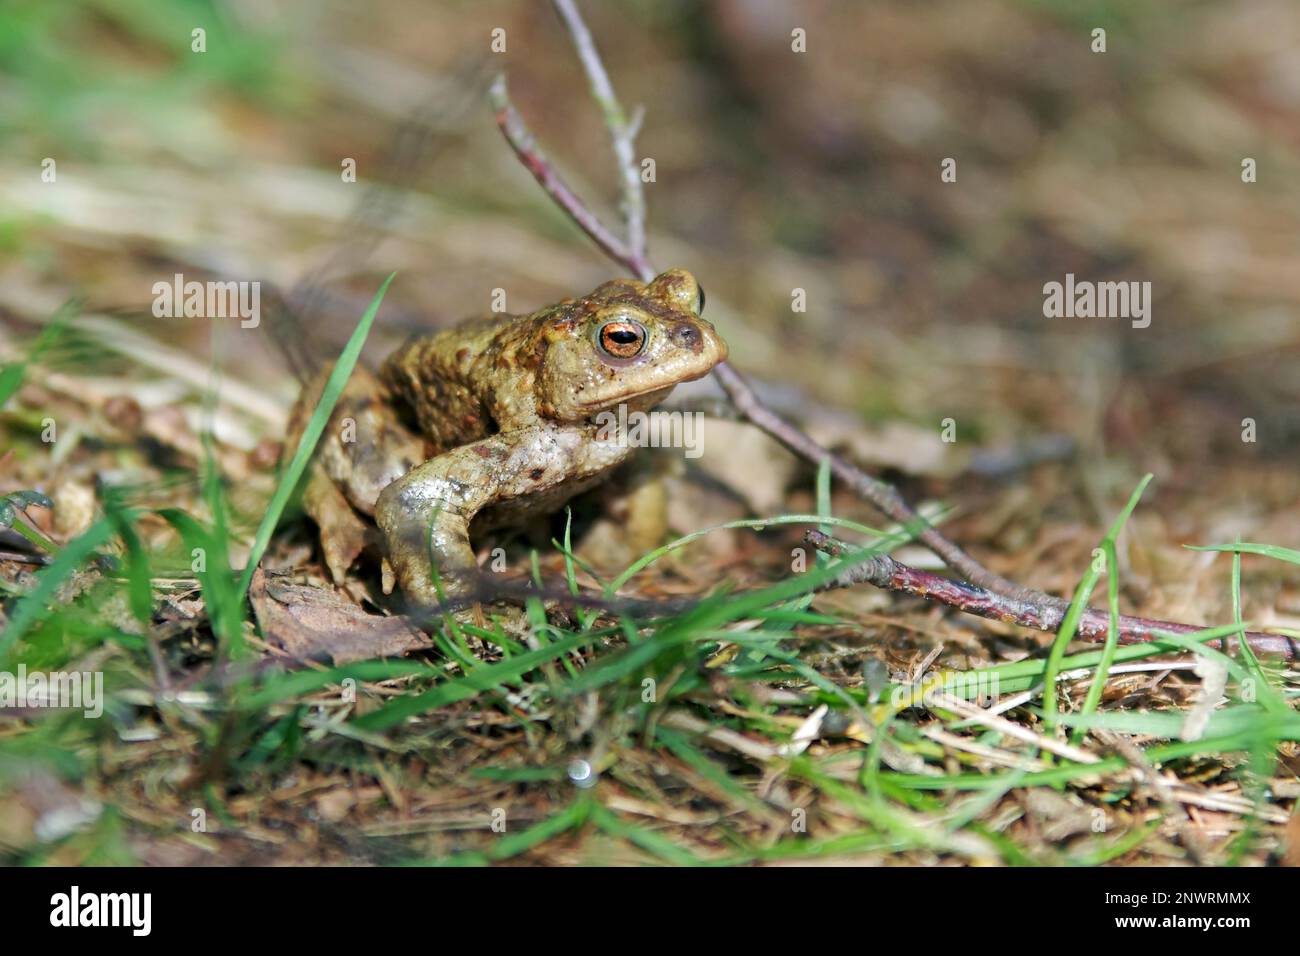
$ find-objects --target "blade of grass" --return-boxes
[1189,541,1300,565]
[886,721,1300,793]
[242,659,437,711]
[588,803,703,865]
[1046,704,1300,740]
[419,796,592,865]
[1042,474,1152,734]
[352,626,595,731]
[102,495,152,626]
[0,300,74,406]
[1224,542,1281,865]
[873,621,1243,714]
[234,272,396,600]
[2,492,61,556]
[1225,541,1285,714]
[655,726,772,813]
[1072,537,1120,746]
[605,513,901,595]
[157,508,242,655]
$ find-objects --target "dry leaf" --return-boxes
[249,567,431,664]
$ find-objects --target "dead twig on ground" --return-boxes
[805,530,1296,658]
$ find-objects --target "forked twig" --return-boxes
[489,0,1295,659]
[552,0,648,265]
[490,75,649,279]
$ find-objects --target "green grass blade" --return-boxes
[243,660,438,712]
[0,301,74,406]
[1188,541,1300,565]
[1042,474,1152,733]
[588,803,703,865]
[157,508,242,654]
[1072,538,1120,746]
[606,513,899,595]
[352,627,595,731]
[235,272,396,600]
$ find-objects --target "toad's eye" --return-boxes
[597,320,647,359]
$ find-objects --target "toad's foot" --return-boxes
[381,560,533,640]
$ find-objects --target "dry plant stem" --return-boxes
[494,0,1297,660]
[552,0,648,263]
[489,75,651,279]
[806,531,1296,659]
[926,692,1100,765]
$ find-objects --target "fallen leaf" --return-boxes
[250,567,431,664]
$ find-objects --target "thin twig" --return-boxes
[926,692,1102,765]
[552,0,648,265]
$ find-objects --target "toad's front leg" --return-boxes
[374,424,627,625]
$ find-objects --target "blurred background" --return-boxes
[5,0,1300,868]
[3,0,1299,622]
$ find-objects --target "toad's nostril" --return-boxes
[672,324,702,351]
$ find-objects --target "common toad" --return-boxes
[286,268,727,624]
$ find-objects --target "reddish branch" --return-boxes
[487,0,1296,659]
[806,531,1297,660]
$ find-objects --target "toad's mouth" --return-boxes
[580,383,678,412]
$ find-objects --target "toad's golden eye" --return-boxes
[597,320,647,359]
